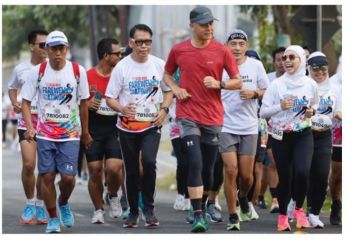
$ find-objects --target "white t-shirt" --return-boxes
[260,76,319,136]
[21,60,89,141]
[267,71,277,82]
[8,60,39,129]
[311,79,341,131]
[221,57,269,135]
[105,54,170,133]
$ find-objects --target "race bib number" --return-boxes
[30,105,38,115]
[135,103,158,122]
[45,105,71,123]
[97,99,117,116]
[271,128,283,141]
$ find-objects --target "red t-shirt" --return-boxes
[165,39,239,126]
[87,67,110,97]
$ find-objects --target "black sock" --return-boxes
[258,195,264,201]
[201,195,208,211]
[191,198,202,211]
[270,188,277,198]
[229,213,239,221]
[239,196,249,213]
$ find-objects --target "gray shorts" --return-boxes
[37,138,80,176]
[219,132,258,156]
[178,118,222,146]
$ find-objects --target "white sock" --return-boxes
[35,199,44,207]
[26,198,36,206]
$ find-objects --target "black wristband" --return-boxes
[160,107,169,114]
[252,91,259,99]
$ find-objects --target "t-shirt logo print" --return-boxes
[59,83,74,105]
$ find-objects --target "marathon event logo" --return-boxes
[42,83,74,104]
[241,75,253,83]
[292,96,309,116]
[129,76,159,95]
[317,96,334,115]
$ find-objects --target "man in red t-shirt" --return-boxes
[85,38,124,224]
[164,5,242,233]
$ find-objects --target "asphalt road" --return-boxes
[2,143,342,235]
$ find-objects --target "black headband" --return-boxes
[228,32,247,42]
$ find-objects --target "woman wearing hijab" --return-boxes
[306,52,342,228]
[260,45,319,231]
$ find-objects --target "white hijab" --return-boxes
[283,45,307,89]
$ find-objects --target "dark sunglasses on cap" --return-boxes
[133,39,152,47]
[281,54,298,62]
[310,65,328,72]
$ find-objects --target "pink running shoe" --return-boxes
[293,208,310,229]
[277,214,291,232]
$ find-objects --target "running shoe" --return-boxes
[277,214,291,232]
[121,207,130,219]
[270,198,280,213]
[308,213,324,228]
[120,194,128,210]
[109,196,122,218]
[226,215,240,231]
[191,213,208,233]
[287,199,296,222]
[238,207,251,222]
[19,204,36,224]
[138,192,144,210]
[184,198,191,211]
[57,198,74,228]
[330,199,342,225]
[123,212,139,228]
[91,209,105,224]
[143,209,160,227]
[257,196,267,209]
[186,206,194,224]
[206,203,223,222]
[173,194,186,211]
[248,202,259,220]
[45,217,61,233]
[293,208,310,229]
[35,206,48,224]
[214,196,222,211]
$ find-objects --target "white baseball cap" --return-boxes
[46,30,69,47]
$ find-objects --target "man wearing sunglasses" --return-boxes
[106,24,172,229]
[8,30,49,226]
[164,6,242,233]
[21,30,92,233]
[85,38,125,224]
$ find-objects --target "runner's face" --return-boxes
[282,50,301,75]
[107,43,122,67]
[130,30,152,59]
[310,65,329,83]
[191,21,214,41]
[47,45,68,65]
[274,51,285,74]
[31,34,48,59]
[227,39,248,62]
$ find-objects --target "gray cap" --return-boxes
[190,6,218,24]
[226,29,248,42]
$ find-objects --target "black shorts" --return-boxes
[11,119,18,125]
[255,133,266,163]
[85,125,123,162]
[18,129,37,143]
[332,146,342,162]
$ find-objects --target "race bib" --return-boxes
[271,128,283,141]
[312,114,332,131]
[30,105,38,115]
[135,103,158,122]
[97,99,117,116]
[45,105,71,123]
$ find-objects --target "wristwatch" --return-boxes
[160,107,169,114]
[220,81,226,89]
[252,91,259,99]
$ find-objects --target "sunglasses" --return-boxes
[133,39,152,47]
[108,51,122,58]
[311,65,328,72]
[35,42,46,49]
[281,54,298,62]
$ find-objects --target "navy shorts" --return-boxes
[37,138,80,176]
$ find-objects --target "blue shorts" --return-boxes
[37,138,80,176]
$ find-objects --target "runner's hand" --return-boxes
[203,76,219,89]
[88,96,101,111]
[13,102,22,113]
[120,103,136,117]
[153,109,167,127]
[240,90,256,100]
[24,128,36,142]
[172,85,191,101]
[81,132,93,150]
[280,99,293,110]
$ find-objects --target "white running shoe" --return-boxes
[308,213,324,228]
[215,196,222,211]
[184,198,191,211]
[287,199,296,222]
[91,209,105,224]
[248,202,259,220]
[109,196,122,218]
[173,194,186,211]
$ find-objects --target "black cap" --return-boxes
[190,6,218,24]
